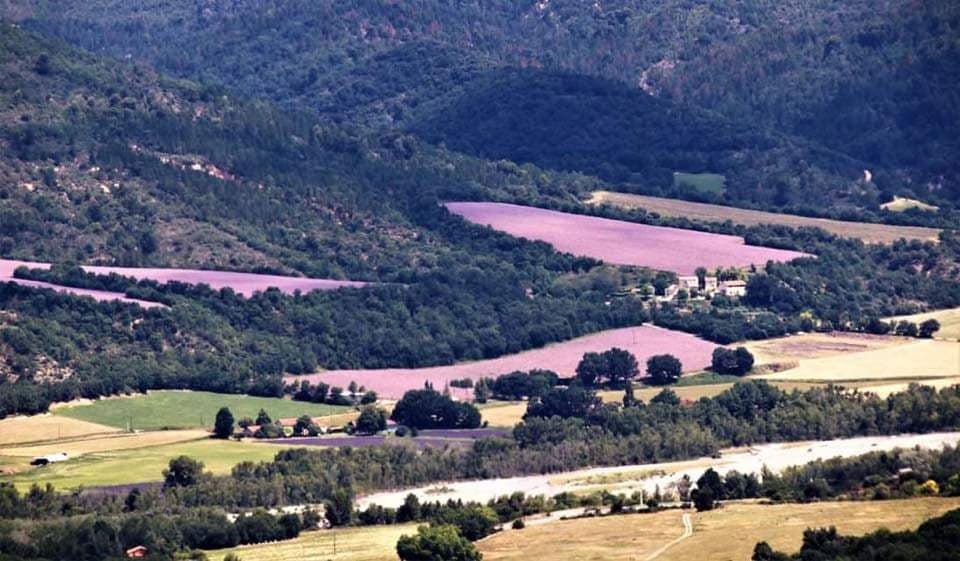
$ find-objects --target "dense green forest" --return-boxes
[6,0,958,213]
[409,69,859,208]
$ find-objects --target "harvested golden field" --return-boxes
[853,377,960,397]
[881,196,939,213]
[0,429,209,459]
[662,498,960,561]
[480,402,528,428]
[0,414,119,446]
[479,498,960,561]
[587,191,941,244]
[887,307,960,341]
[206,523,418,561]
[479,510,682,561]
[744,332,905,364]
[757,339,959,383]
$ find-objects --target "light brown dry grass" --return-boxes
[0,429,209,459]
[881,196,939,213]
[479,498,960,561]
[744,332,906,364]
[206,523,418,561]
[588,191,941,244]
[757,339,959,382]
[662,498,960,561]
[0,415,119,446]
[481,403,528,428]
[479,509,682,561]
[887,307,960,341]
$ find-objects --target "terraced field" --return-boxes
[587,191,941,244]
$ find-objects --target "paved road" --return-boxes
[643,512,693,561]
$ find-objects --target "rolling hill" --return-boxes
[6,0,958,212]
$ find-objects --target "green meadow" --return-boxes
[6,439,295,491]
[55,390,350,430]
[673,172,726,195]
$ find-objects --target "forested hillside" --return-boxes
[0,25,648,415]
[0,12,958,419]
[6,0,958,211]
[410,69,859,207]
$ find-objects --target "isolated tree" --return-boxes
[396,525,481,561]
[622,383,637,407]
[324,489,353,527]
[697,468,724,499]
[293,414,319,436]
[575,352,605,386]
[894,321,918,337]
[254,408,272,426]
[919,319,941,338]
[356,406,388,435]
[692,486,715,512]
[163,456,205,488]
[650,388,681,407]
[473,378,491,404]
[752,542,790,561]
[646,354,682,385]
[449,505,499,540]
[711,347,755,376]
[695,266,708,290]
[735,347,755,372]
[397,493,422,523]
[293,381,313,401]
[311,382,330,403]
[213,407,234,439]
[605,348,640,386]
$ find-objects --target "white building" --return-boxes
[720,280,747,297]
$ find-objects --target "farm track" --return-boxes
[644,513,692,561]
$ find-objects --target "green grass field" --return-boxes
[4,438,294,491]
[673,172,726,195]
[55,391,350,430]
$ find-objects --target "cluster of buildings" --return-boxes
[656,275,747,302]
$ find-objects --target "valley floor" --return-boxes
[204,497,960,561]
[357,432,960,510]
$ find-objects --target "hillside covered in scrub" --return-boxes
[6,0,959,215]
